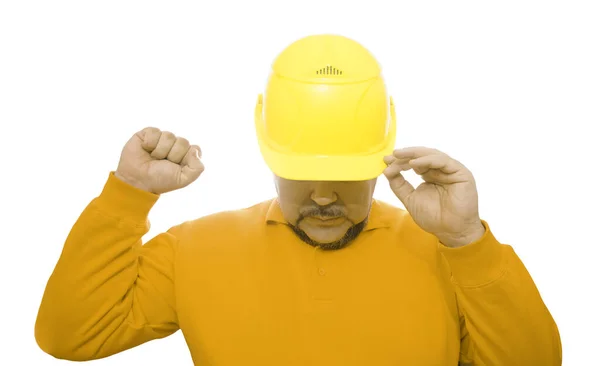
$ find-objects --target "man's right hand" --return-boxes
[114,127,204,194]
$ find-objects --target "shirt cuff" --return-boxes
[438,220,506,287]
[92,171,160,224]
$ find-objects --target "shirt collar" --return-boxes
[265,198,391,230]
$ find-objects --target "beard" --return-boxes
[287,217,368,251]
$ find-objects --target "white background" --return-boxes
[1,1,598,365]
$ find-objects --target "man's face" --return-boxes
[274,176,377,250]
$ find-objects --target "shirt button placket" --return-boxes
[312,248,332,302]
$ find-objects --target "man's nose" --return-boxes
[310,182,338,206]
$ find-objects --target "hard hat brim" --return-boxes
[256,141,394,181]
[254,94,397,181]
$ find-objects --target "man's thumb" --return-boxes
[384,170,415,208]
[180,145,204,185]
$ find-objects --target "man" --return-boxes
[35,35,561,365]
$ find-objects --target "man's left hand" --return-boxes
[383,146,485,248]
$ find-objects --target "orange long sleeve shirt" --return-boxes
[35,172,561,365]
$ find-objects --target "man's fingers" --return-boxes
[384,155,411,171]
[383,155,395,165]
[384,152,468,186]
[383,162,415,206]
[421,169,466,185]
[180,145,204,185]
[181,145,203,169]
[393,146,442,160]
[383,159,400,179]
[136,127,162,152]
[167,137,190,164]
[408,154,462,175]
[151,131,177,159]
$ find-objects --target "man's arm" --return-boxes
[440,220,562,365]
[35,172,181,361]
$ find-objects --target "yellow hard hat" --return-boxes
[254,34,396,181]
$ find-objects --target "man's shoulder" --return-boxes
[180,198,275,231]
[170,199,275,254]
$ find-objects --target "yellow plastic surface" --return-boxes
[255,34,396,181]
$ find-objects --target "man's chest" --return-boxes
[174,246,462,365]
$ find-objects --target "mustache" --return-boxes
[298,205,347,219]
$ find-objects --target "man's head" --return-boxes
[256,34,396,249]
[274,176,377,250]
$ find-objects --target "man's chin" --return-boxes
[289,219,367,251]
[302,227,348,245]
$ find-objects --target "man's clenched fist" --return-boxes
[114,127,204,194]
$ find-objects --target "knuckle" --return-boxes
[162,131,176,139]
[140,127,160,138]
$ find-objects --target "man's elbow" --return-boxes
[34,319,96,361]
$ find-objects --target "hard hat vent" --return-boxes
[316,65,343,76]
